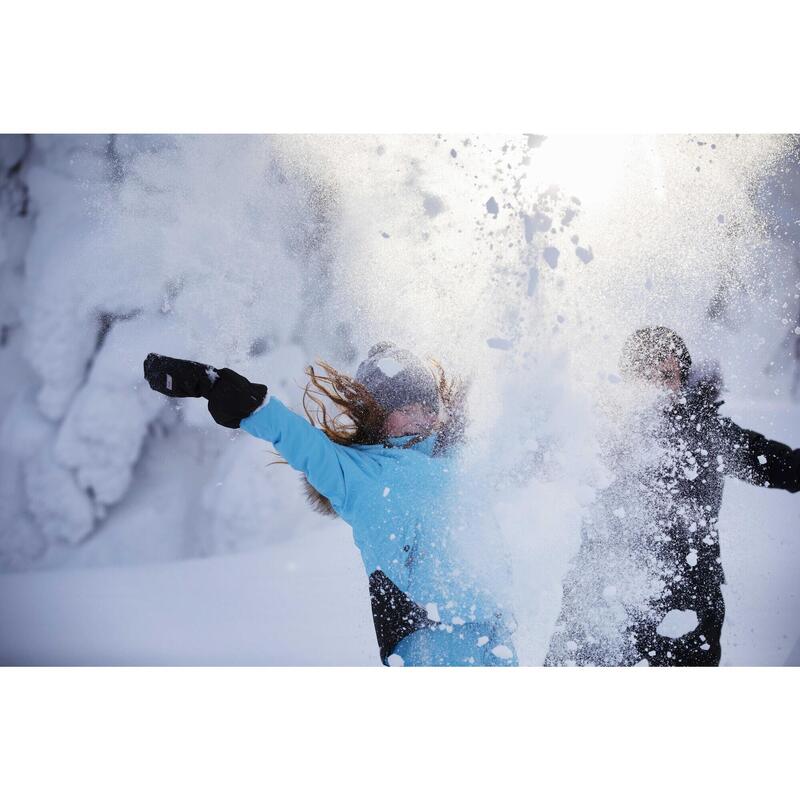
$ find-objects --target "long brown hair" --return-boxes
[298,358,469,517]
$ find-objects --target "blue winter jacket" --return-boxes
[240,395,515,664]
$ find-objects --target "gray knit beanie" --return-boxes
[355,342,440,414]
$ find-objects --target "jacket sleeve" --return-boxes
[717,416,800,493]
[239,395,366,512]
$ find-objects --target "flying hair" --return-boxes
[295,358,469,517]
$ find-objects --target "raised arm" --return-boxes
[143,353,361,513]
[240,395,357,512]
[716,416,800,493]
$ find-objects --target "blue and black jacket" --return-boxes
[241,396,512,663]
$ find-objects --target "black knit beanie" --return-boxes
[355,342,440,414]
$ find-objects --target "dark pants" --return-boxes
[630,586,725,667]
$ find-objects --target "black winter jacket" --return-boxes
[546,382,799,667]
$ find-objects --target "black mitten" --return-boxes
[207,368,268,429]
[143,353,217,398]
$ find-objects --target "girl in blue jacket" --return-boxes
[144,344,517,666]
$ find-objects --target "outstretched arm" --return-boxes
[718,417,800,493]
[240,396,359,512]
[143,353,356,512]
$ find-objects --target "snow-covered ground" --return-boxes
[0,134,798,665]
[0,524,380,666]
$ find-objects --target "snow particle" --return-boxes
[527,267,539,296]
[423,193,445,218]
[387,654,405,667]
[686,549,698,567]
[523,211,552,242]
[476,635,490,647]
[425,602,441,622]
[656,609,699,639]
[486,196,499,217]
[543,246,560,269]
[757,454,767,465]
[491,645,514,660]
[376,357,404,377]
[383,486,391,497]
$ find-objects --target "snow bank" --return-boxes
[0,525,379,665]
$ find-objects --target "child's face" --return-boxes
[383,403,438,437]
[647,354,683,394]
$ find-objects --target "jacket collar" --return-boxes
[386,433,438,456]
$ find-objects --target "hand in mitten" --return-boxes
[207,368,268,429]
[143,353,218,398]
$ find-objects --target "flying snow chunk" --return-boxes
[423,193,445,218]
[491,645,514,660]
[527,267,539,296]
[656,609,699,639]
[686,549,698,567]
[486,196,499,217]
[476,636,490,647]
[576,245,594,264]
[757,455,767,465]
[452,616,465,626]
[382,486,391,497]
[376,357,404,378]
[487,338,513,351]
[425,603,441,622]
[387,654,405,667]
[543,246,560,269]
[523,211,552,242]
